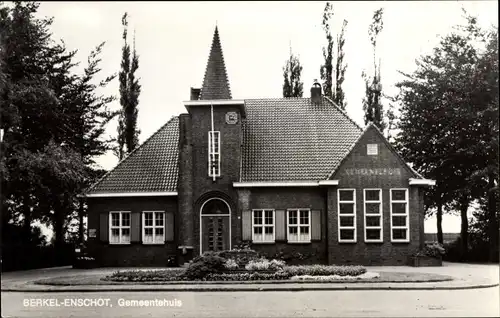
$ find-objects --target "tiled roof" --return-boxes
[241,97,363,181]
[86,117,179,194]
[199,27,232,100]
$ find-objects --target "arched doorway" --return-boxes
[200,198,231,254]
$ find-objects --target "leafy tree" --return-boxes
[0,1,77,245]
[320,2,348,108]
[282,46,303,97]
[362,8,385,130]
[394,11,498,258]
[1,1,117,254]
[117,12,140,160]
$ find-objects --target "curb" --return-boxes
[2,283,498,293]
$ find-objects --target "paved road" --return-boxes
[2,288,499,318]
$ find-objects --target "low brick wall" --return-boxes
[408,256,443,267]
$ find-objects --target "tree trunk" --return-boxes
[459,198,469,260]
[22,196,32,245]
[53,195,68,265]
[79,198,85,244]
[437,204,444,244]
[487,174,498,262]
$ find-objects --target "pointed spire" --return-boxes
[200,26,232,100]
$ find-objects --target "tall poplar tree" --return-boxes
[362,8,385,130]
[117,12,140,160]
[282,46,304,98]
[320,2,348,109]
[334,20,348,109]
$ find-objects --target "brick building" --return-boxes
[83,27,435,266]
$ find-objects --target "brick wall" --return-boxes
[237,188,328,264]
[186,104,243,255]
[328,125,424,265]
[87,196,178,267]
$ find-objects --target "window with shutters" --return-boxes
[287,209,310,243]
[208,131,220,177]
[252,209,275,243]
[364,189,383,242]
[109,211,131,244]
[142,211,165,244]
[390,188,410,242]
[338,189,356,243]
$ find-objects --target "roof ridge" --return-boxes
[323,96,363,132]
[84,116,179,194]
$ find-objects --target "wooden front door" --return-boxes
[200,198,231,254]
[201,215,230,253]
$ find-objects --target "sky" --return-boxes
[33,1,498,235]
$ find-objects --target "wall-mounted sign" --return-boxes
[344,168,401,176]
[89,229,97,238]
[225,112,238,124]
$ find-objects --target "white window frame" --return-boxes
[251,209,275,243]
[109,211,131,244]
[286,209,311,243]
[364,189,383,243]
[208,131,221,177]
[390,188,410,243]
[142,211,165,244]
[338,189,357,243]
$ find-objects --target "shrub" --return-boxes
[245,258,286,271]
[231,241,254,251]
[415,242,446,258]
[264,250,318,264]
[104,269,184,282]
[218,249,261,267]
[269,259,286,270]
[182,253,226,280]
[205,271,292,281]
[281,265,366,277]
[224,258,239,270]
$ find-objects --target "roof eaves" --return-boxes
[83,115,179,195]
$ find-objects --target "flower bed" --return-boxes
[281,265,367,277]
[205,271,292,281]
[104,265,369,282]
[291,272,380,281]
[103,269,184,282]
[103,249,369,282]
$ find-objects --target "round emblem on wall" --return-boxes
[225,112,238,124]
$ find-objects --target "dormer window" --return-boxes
[208,131,221,177]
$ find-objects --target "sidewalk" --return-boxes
[1,262,498,292]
